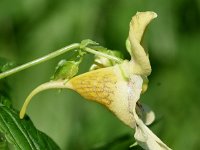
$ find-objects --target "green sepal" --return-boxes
[51,60,79,80]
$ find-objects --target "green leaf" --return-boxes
[51,60,79,80]
[0,106,60,150]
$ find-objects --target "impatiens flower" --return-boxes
[19,11,172,150]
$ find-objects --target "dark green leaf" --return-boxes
[0,106,60,150]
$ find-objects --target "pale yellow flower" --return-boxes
[20,11,172,150]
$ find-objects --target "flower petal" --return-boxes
[69,62,143,128]
[128,11,157,76]
[136,102,155,125]
[134,115,172,150]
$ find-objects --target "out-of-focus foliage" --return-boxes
[0,0,200,149]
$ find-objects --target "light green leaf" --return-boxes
[0,106,60,150]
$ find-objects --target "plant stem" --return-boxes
[0,43,123,79]
[0,43,80,79]
[83,47,123,63]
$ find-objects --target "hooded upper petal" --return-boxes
[128,11,157,76]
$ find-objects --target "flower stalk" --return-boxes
[0,43,122,79]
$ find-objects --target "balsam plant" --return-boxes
[0,11,172,150]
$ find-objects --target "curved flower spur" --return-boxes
[19,11,172,150]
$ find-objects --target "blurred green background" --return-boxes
[0,0,200,149]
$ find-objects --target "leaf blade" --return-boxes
[0,106,60,150]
